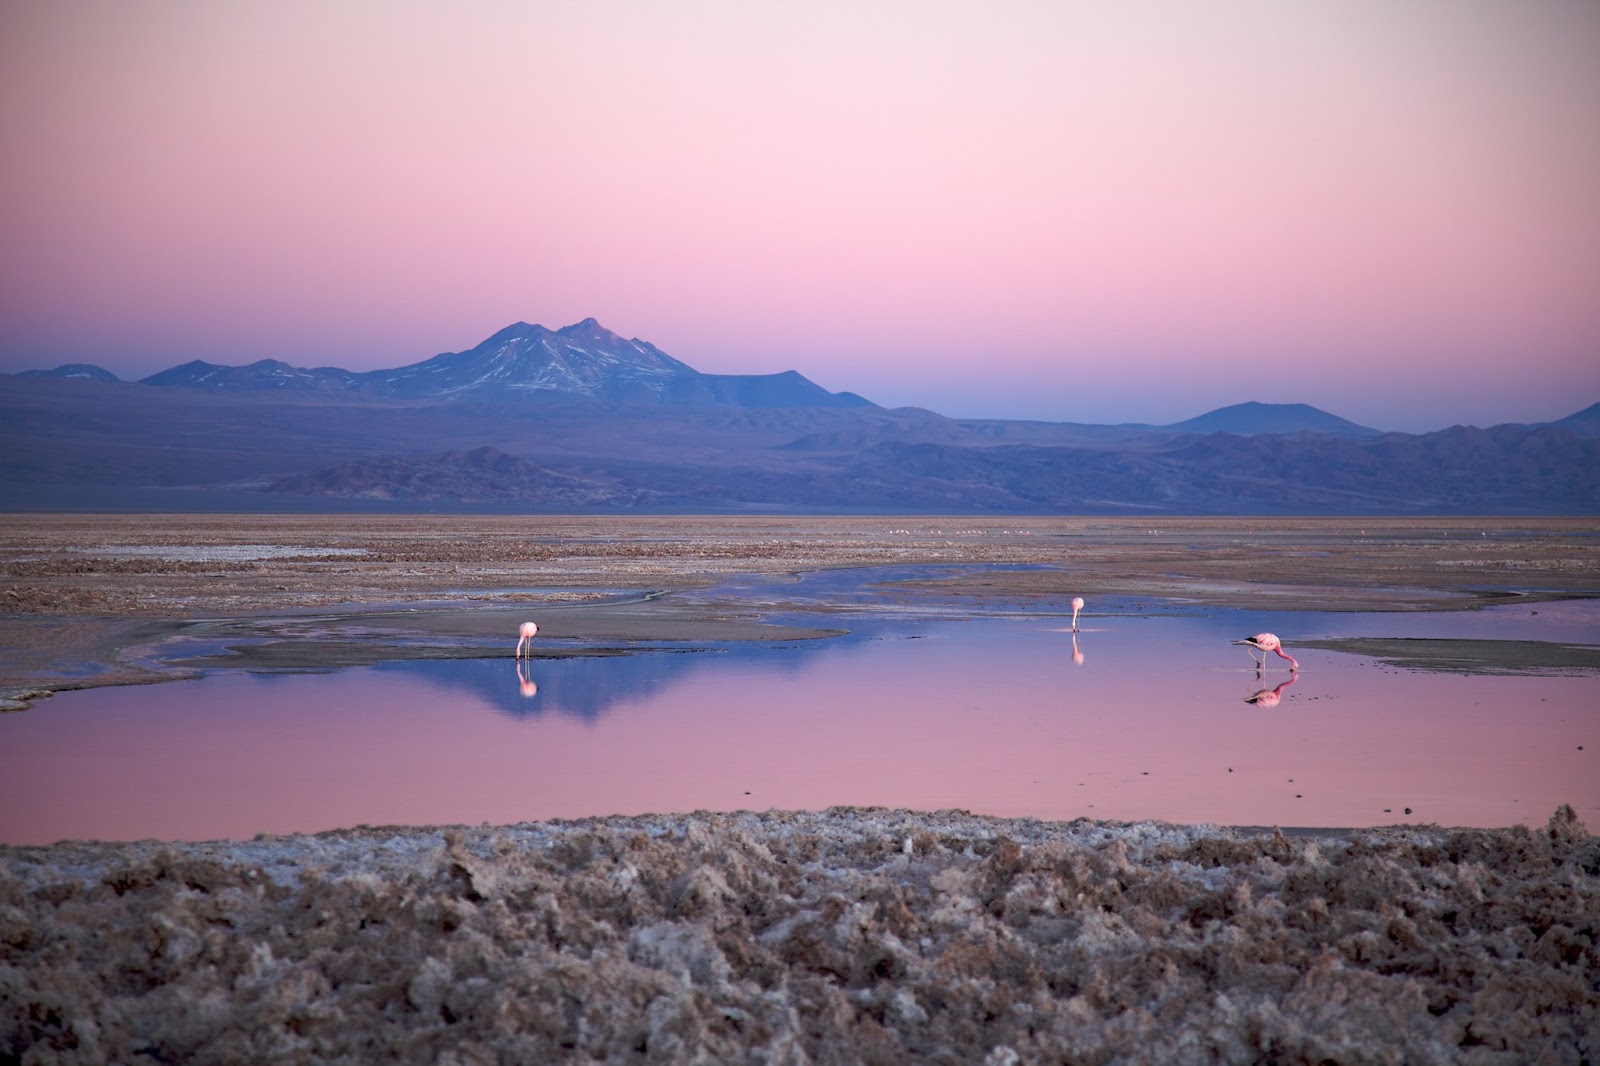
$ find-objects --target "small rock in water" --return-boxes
[1404,807,1413,815]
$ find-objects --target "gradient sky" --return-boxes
[2,1,1596,431]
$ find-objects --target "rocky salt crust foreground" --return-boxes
[4,807,1598,1064]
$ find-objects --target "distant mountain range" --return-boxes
[38,318,872,409]
[4,320,1597,514]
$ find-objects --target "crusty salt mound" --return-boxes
[4,807,1597,1063]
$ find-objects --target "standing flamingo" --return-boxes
[516,621,539,658]
[1071,596,1085,632]
[1233,632,1298,672]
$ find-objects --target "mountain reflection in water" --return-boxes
[1,593,1596,844]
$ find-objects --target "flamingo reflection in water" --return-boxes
[1071,632,1084,665]
[515,660,538,699]
[1232,632,1299,673]
[1244,676,1296,707]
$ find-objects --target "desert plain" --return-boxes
[2,513,1598,1062]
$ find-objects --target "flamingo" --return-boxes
[1071,596,1085,632]
[1233,632,1298,672]
[516,621,539,658]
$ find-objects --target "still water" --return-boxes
[2,575,1596,844]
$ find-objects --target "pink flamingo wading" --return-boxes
[516,621,539,658]
[1071,596,1085,632]
[1233,632,1298,673]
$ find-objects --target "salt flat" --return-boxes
[2,515,1597,1061]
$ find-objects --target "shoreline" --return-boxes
[5,516,1597,1059]
[4,805,1595,1061]
[5,513,1599,711]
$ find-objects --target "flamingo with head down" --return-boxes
[516,621,539,658]
[1233,632,1298,672]
[1070,596,1085,632]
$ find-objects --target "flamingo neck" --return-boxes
[1275,647,1299,669]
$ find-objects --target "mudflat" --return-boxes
[4,513,1597,709]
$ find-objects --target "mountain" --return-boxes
[662,370,872,409]
[3,322,1597,514]
[815,428,1596,513]
[1548,402,1600,439]
[265,446,636,505]
[1156,423,1600,513]
[1160,402,1379,437]
[18,363,119,382]
[142,359,361,392]
[134,319,872,409]
[360,319,695,402]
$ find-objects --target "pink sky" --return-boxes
[1,1,1596,431]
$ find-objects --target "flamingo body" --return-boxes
[1233,632,1298,672]
[516,621,539,658]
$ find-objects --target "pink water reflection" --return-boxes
[1,621,1595,843]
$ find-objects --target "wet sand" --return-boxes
[3,515,1598,1061]
[1300,636,1600,674]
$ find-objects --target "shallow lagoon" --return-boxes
[2,571,1596,844]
